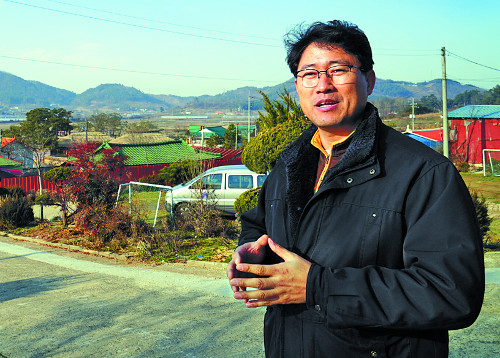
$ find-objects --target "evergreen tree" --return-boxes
[223,124,237,149]
[481,85,500,105]
[206,135,224,147]
[242,89,310,173]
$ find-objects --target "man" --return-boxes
[227,20,484,357]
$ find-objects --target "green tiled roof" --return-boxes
[448,105,500,119]
[235,124,256,136]
[189,125,202,135]
[190,125,256,138]
[191,126,227,138]
[206,126,226,137]
[107,140,221,166]
[0,156,22,169]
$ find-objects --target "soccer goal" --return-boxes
[116,181,173,227]
[482,149,500,176]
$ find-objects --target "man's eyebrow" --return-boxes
[297,60,344,71]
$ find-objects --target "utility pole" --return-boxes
[247,95,251,143]
[235,124,238,149]
[410,98,417,131]
[441,47,449,158]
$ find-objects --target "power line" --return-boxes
[446,50,500,72]
[373,53,437,57]
[4,0,281,48]
[447,75,500,84]
[0,54,282,83]
[4,1,446,57]
[42,0,279,42]
[373,48,437,53]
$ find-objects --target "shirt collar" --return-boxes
[310,129,356,157]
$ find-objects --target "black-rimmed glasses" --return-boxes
[296,64,361,87]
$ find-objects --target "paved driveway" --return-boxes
[0,237,265,357]
[0,236,498,357]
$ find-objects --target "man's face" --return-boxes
[295,42,376,131]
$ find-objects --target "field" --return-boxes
[117,188,171,226]
[461,172,500,204]
[461,172,500,245]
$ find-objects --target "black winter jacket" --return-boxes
[239,104,485,358]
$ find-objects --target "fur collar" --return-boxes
[278,103,380,239]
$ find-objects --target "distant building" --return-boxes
[102,139,221,166]
[57,131,114,155]
[403,105,500,165]
[109,133,173,144]
[448,105,500,164]
[235,124,257,141]
[93,139,223,182]
[187,125,227,146]
[0,155,22,178]
[0,136,34,170]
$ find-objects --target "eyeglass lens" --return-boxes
[298,65,356,87]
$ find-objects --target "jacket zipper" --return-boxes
[314,154,331,193]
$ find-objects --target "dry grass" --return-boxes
[461,172,500,247]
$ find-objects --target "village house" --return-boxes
[186,125,226,146]
[96,139,223,181]
[448,105,500,164]
[404,105,500,166]
[0,155,23,178]
[0,135,34,170]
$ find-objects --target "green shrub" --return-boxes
[44,167,72,182]
[469,188,492,244]
[242,119,309,174]
[139,173,163,185]
[159,159,201,186]
[0,195,35,229]
[234,187,261,217]
[139,160,202,186]
[455,161,470,173]
[242,89,309,174]
[34,193,55,206]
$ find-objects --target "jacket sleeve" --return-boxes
[239,178,269,246]
[306,162,485,331]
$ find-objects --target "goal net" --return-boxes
[116,181,173,227]
[482,149,500,176]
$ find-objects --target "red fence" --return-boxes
[0,176,59,193]
[123,158,242,182]
[0,158,243,193]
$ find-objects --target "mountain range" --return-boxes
[0,70,484,115]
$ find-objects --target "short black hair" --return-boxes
[284,20,374,76]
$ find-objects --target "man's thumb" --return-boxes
[268,238,292,261]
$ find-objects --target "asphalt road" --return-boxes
[0,236,265,358]
[0,236,498,358]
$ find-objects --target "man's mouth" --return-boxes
[315,99,339,110]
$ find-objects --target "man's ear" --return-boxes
[366,70,376,96]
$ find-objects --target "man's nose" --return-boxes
[315,72,335,92]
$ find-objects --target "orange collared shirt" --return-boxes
[311,130,355,193]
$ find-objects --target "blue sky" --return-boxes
[1,0,499,96]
